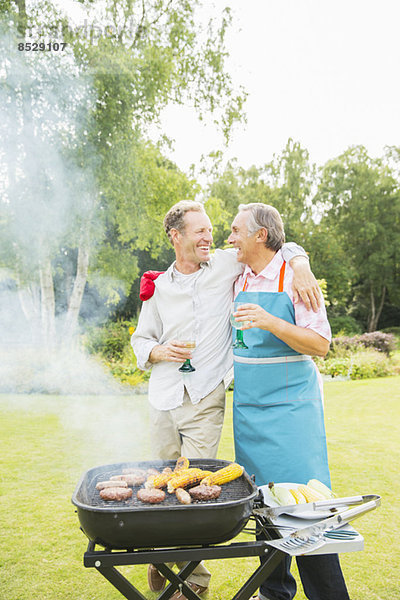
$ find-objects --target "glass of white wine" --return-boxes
[178,338,196,372]
[230,302,250,349]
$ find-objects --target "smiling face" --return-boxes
[228,210,257,264]
[172,210,213,270]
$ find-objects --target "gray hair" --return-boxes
[163,200,205,243]
[238,203,285,251]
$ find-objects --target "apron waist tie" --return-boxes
[233,354,312,364]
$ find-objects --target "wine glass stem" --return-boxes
[236,329,244,343]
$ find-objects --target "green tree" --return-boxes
[0,0,246,343]
[207,139,316,249]
[316,146,400,331]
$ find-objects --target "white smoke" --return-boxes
[0,18,151,471]
[0,23,129,397]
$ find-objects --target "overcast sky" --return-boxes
[56,0,400,173]
[157,0,400,172]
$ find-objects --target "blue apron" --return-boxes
[233,263,331,487]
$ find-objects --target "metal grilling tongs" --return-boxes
[255,494,381,556]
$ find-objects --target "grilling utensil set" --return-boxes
[254,494,381,556]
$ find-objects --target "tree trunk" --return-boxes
[368,285,386,332]
[17,282,41,334]
[16,0,28,36]
[63,242,90,341]
[39,257,56,346]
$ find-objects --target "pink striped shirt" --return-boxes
[234,250,331,342]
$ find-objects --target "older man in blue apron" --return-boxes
[228,203,350,600]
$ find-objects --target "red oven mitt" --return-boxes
[139,271,164,300]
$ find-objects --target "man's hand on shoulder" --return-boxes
[149,341,193,364]
[289,256,321,312]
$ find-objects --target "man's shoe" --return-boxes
[170,582,208,599]
[147,564,166,592]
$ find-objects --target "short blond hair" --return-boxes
[163,201,205,243]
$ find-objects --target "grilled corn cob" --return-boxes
[146,471,176,489]
[201,463,244,487]
[297,484,326,502]
[174,456,190,472]
[167,469,212,493]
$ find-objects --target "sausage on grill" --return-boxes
[146,468,160,477]
[96,480,128,491]
[189,484,221,501]
[175,488,192,505]
[99,487,133,501]
[137,488,166,504]
[122,467,147,475]
[113,474,147,486]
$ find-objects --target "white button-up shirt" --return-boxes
[131,244,307,410]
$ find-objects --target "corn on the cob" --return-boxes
[174,456,190,472]
[307,479,335,499]
[268,483,296,506]
[289,488,307,504]
[167,469,213,493]
[201,463,244,487]
[147,471,176,489]
[297,484,326,502]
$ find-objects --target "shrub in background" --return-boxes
[316,349,396,380]
[314,355,350,379]
[350,349,395,380]
[381,327,400,350]
[83,320,150,387]
[329,314,363,337]
[331,331,396,357]
[317,329,399,380]
[84,320,134,360]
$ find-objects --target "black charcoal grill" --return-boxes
[72,459,259,549]
[73,461,374,599]
[72,458,288,600]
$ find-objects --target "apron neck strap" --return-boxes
[278,261,286,292]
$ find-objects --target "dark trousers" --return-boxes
[259,550,350,600]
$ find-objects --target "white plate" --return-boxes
[261,482,334,519]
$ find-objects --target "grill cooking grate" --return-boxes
[80,459,253,510]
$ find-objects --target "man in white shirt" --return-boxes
[131,200,320,599]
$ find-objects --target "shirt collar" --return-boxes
[167,260,210,282]
[244,250,283,281]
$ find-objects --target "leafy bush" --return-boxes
[381,326,400,336]
[104,359,150,387]
[331,331,396,357]
[84,320,134,360]
[317,349,395,380]
[350,349,395,380]
[83,320,151,387]
[315,356,350,379]
[329,315,363,337]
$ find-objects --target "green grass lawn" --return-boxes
[0,377,399,599]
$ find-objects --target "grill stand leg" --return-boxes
[93,561,204,600]
[96,565,147,600]
[231,549,283,600]
[156,561,203,600]
[84,541,285,600]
